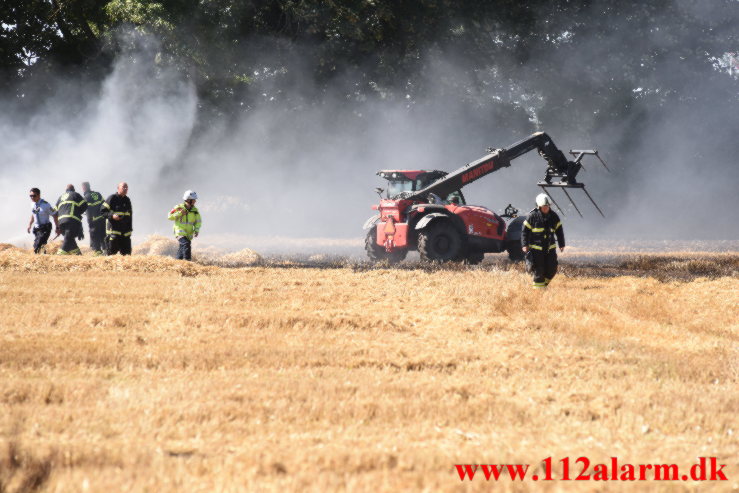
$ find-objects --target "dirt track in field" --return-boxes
[0,247,737,491]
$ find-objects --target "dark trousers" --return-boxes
[177,237,192,261]
[32,223,52,254]
[88,221,106,252]
[60,221,83,254]
[529,249,558,287]
[107,235,132,256]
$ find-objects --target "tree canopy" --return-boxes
[2,0,737,129]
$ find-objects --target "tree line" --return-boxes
[1,0,737,131]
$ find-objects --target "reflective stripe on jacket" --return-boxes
[54,191,88,223]
[521,208,564,251]
[168,203,201,240]
[101,193,133,236]
[84,191,105,223]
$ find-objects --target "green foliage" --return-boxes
[103,0,174,31]
[1,0,737,130]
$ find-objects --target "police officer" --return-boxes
[168,190,202,261]
[81,181,106,255]
[27,187,60,254]
[54,184,88,255]
[101,182,133,256]
[521,193,565,288]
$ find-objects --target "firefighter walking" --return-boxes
[521,193,565,288]
[101,182,133,256]
[81,181,106,255]
[54,185,88,255]
[168,190,201,261]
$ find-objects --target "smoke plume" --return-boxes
[1,1,737,253]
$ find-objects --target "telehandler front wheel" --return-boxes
[418,221,463,263]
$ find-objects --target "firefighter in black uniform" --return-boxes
[54,184,88,255]
[101,182,133,256]
[521,193,565,288]
[81,181,106,255]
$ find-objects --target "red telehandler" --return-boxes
[363,132,608,264]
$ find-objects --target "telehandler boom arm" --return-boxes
[399,132,606,216]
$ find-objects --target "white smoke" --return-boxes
[0,35,197,247]
[1,2,737,252]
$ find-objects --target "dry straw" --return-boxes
[0,245,736,491]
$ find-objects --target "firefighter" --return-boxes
[101,182,133,256]
[521,193,565,288]
[168,190,202,261]
[27,187,60,254]
[53,184,88,255]
[81,181,106,255]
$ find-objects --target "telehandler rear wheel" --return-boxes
[365,226,407,264]
[418,221,463,263]
[505,240,525,262]
[465,252,485,265]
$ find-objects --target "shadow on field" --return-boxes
[254,253,739,281]
[0,440,53,493]
[1,241,737,281]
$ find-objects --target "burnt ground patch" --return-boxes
[251,252,738,281]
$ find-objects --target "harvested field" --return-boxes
[0,248,737,492]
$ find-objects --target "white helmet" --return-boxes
[183,190,198,201]
[535,193,551,207]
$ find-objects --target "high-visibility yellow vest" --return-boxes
[168,203,202,240]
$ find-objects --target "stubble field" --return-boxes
[0,246,737,492]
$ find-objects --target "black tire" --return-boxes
[506,239,525,262]
[418,221,463,263]
[365,226,407,264]
[465,252,485,265]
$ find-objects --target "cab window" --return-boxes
[386,179,414,197]
[446,191,465,205]
[415,176,437,190]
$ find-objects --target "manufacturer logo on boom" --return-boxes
[462,161,495,183]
